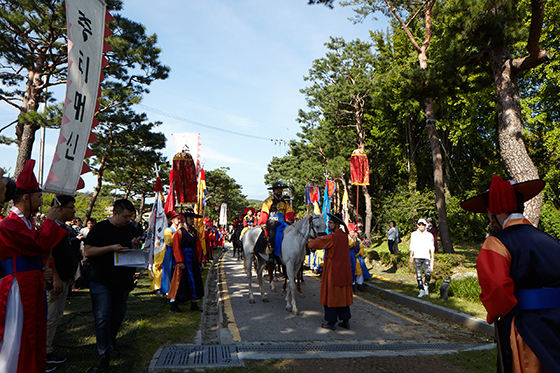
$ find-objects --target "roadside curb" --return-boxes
[360,282,494,336]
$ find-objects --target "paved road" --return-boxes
[218,248,486,350]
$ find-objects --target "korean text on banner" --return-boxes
[44,0,110,194]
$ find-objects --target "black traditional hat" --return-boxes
[326,212,345,226]
[460,176,545,214]
[182,208,202,218]
[267,182,289,190]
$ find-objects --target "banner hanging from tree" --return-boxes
[44,0,113,194]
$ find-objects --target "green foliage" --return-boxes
[41,192,114,223]
[205,168,249,224]
[445,195,489,243]
[376,187,438,238]
[431,253,466,281]
[538,200,560,240]
[435,276,482,303]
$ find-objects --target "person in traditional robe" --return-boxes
[160,212,181,296]
[0,160,66,373]
[461,175,560,373]
[240,207,256,240]
[258,182,294,264]
[308,213,353,330]
[168,208,204,313]
[348,223,371,291]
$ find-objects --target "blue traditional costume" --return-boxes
[461,175,560,372]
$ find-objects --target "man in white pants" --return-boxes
[409,219,435,297]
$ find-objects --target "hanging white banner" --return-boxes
[219,203,228,226]
[44,0,108,194]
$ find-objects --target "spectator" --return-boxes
[45,195,81,367]
[72,217,83,235]
[426,218,439,253]
[0,159,66,373]
[168,208,204,313]
[84,199,141,373]
[461,175,560,372]
[308,213,353,330]
[80,217,96,238]
[409,219,435,298]
[386,220,398,254]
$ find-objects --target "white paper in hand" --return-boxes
[114,249,149,268]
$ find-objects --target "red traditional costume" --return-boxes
[0,160,66,373]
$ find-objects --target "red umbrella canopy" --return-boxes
[350,148,370,186]
[172,150,197,205]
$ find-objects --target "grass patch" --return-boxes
[53,269,206,372]
[443,347,497,373]
[365,240,488,319]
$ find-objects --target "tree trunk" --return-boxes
[15,124,38,178]
[362,185,373,239]
[86,155,107,220]
[406,113,418,192]
[138,193,146,221]
[14,69,43,177]
[424,98,454,253]
[488,42,542,225]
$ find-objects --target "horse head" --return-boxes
[309,213,327,239]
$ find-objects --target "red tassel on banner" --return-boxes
[488,175,517,215]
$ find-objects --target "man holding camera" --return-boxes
[84,199,141,373]
[0,160,67,373]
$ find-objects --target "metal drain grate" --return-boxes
[155,345,240,367]
[237,342,486,353]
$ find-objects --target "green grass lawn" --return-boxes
[52,271,203,372]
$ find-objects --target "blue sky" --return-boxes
[0,0,387,201]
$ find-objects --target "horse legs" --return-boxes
[284,263,298,315]
[296,265,304,297]
[267,261,276,292]
[246,254,256,304]
[256,256,269,302]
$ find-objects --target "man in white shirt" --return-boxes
[409,219,435,297]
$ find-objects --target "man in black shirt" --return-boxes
[45,195,80,368]
[84,199,141,373]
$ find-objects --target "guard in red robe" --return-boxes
[0,160,66,373]
[308,212,353,330]
[461,175,560,372]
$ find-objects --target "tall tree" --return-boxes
[0,0,68,176]
[0,0,170,179]
[311,0,454,252]
[204,168,248,224]
[300,37,377,235]
[439,0,551,224]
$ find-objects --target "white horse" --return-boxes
[242,213,326,315]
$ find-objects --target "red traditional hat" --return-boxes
[15,159,41,194]
[461,175,545,214]
[167,211,181,220]
[348,223,358,232]
[244,207,255,215]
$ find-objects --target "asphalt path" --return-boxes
[219,248,483,347]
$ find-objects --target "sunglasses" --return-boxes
[418,223,426,226]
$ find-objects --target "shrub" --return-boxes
[431,253,466,281]
[435,276,482,303]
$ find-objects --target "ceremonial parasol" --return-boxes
[350,148,370,225]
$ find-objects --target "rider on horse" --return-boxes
[240,207,257,240]
[258,182,294,263]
